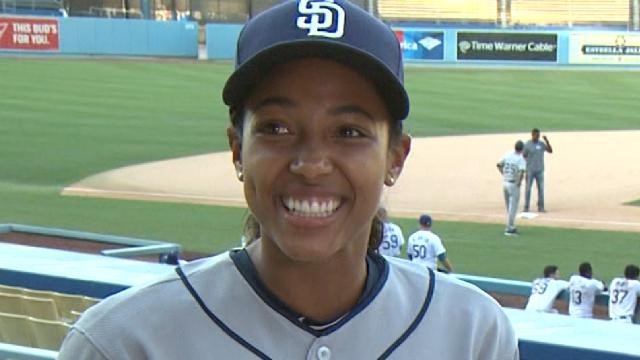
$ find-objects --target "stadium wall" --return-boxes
[205,23,242,60]
[2,18,638,64]
[0,16,198,57]
[204,23,640,66]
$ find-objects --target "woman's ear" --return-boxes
[385,134,411,186]
[227,126,243,181]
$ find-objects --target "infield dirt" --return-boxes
[62,131,640,232]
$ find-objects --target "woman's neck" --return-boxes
[246,241,368,323]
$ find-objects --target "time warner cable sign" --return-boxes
[457,32,557,62]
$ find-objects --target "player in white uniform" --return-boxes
[59,1,518,358]
[525,265,569,313]
[608,264,640,323]
[406,215,453,273]
[497,141,526,236]
[568,262,606,318]
[377,208,405,257]
[379,221,405,257]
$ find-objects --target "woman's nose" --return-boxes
[289,141,333,179]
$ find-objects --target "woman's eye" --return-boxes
[339,127,364,138]
[258,123,290,135]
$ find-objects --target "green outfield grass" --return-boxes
[393,218,640,282]
[1,58,639,282]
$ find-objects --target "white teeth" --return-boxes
[283,197,340,218]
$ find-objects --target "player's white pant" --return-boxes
[503,181,520,231]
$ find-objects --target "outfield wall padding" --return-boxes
[0,17,198,57]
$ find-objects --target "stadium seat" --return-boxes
[68,309,83,323]
[378,0,497,22]
[0,312,35,347]
[21,296,59,321]
[50,292,97,322]
[20,288,100,322]
[28,317,71,351]
[0,292,25,315]
[0,284,25,295]
[510,0,628,26]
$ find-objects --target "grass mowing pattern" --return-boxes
[1,58,639,280]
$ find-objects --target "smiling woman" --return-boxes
[58,1,518,359]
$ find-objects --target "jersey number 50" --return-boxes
[410,244,427,259]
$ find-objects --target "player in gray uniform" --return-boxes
[497,140,526,236]
[58,1,518,359]
[523,128,553,212]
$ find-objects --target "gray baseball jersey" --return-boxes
[523,140,549,172]
[498,151,526,183]
[58,251,518,359]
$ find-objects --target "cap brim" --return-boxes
[222,40,409,121]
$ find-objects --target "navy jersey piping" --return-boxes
[230,248,389,337]
[175,265,272,360]
[378,267,436,359]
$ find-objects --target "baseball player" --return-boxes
[58,1,518,358]
[377,208,405,257]
[608,264,640,323]
[406,214,453,273]
[525,265,569,313]
[523,128,553,212]
[497,140,526,236]
[568,262,606,318]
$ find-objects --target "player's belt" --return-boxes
[505,179,516,183]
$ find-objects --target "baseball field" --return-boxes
[1,57,640,282]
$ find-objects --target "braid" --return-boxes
[242,212,261,247]
[368,212,384,252]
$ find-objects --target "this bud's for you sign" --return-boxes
[0,17,60,51]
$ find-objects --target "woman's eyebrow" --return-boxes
[329,105,373,120]
[253,96,295,111]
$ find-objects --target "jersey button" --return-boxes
[316,345,331,360]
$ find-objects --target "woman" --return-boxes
[59,1,518,359]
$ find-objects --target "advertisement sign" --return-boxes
[0,17,60,51]
[395,30,444,60]
[457,32,557,62]
[569,33,640,64]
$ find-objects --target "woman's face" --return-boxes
[229,58,409,263]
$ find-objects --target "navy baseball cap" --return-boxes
[222,0,409,121]
[419,214,432,226]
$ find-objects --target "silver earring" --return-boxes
[386,174,395,186]
[234,162,243,182]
